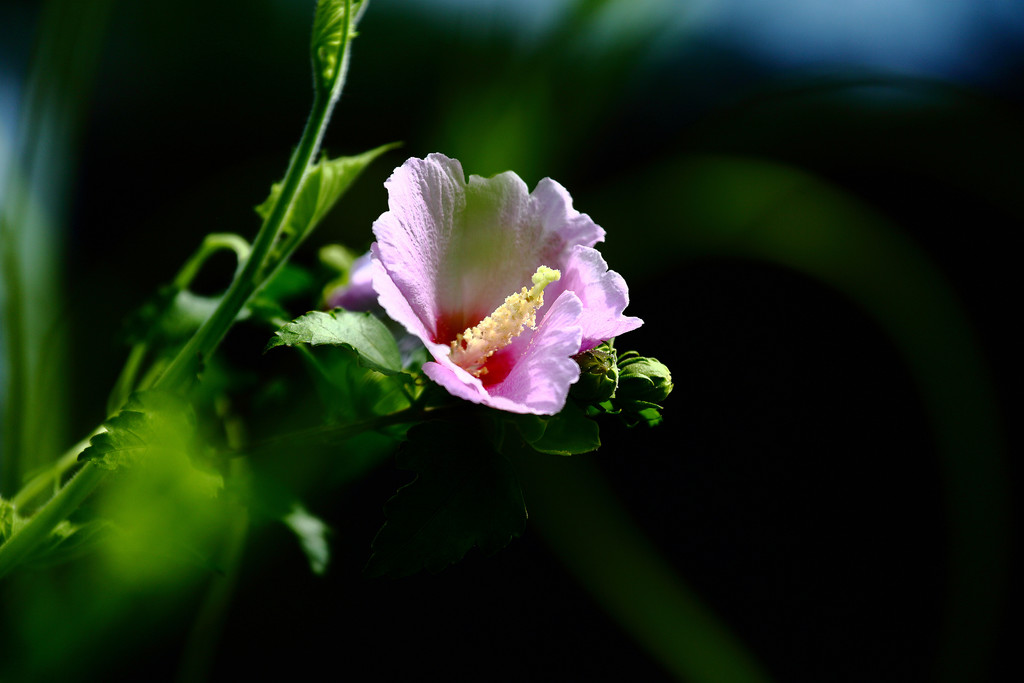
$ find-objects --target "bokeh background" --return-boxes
[1,0,1020,681]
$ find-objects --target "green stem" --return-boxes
[155,112,322,392]
[172,233,252,290]
[253,0,364,293]
[0,462,105,579]
[0,0,367,578]
[107,233,251,416]
[9,430,99,511]
[157,1,361,393]
[105,343,149,417]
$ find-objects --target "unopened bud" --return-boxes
[616,351,673,405]
[571,344,619,403]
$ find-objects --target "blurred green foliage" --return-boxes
[1,0,1018,681]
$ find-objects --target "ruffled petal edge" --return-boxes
[546,245,643,352]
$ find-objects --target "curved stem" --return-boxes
[106,233,251,416]
[172,233,252,290]
[155,106,325,392]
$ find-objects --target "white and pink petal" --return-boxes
[544,245,642,352]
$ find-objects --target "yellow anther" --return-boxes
[450,266,561,376]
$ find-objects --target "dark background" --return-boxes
[1,0,1019,681]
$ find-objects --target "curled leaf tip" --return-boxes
[311,0,361,92]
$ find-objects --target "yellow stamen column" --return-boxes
[450,266,561,376]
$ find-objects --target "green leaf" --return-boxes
[311,0,361,93]
[79,391,207,472]
[306,343,417,423]
[525,400,601,455]
[319,243,359,273]
[246,262,317,324]
[265,309,402,375]
[255,142,399,267]
[282,503,331,575]
[509,413,546,443]
[254,262,316,305]
[366,420,527,577]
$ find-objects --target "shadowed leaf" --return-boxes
[366,420,526,577]
[525,400,601,455]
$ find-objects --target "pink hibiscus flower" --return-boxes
[370,154,641,415]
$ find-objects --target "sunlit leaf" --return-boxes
[266,309,402,375]
[366,420,527,577]
[255,142,399,267]
[79,391,209,472]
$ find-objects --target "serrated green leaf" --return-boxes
[255,142,399,268]
[266,309,402,375]
[79,391,205,471]
[366,420,527,577]
[525,400,601,455]
[282,503,331,575]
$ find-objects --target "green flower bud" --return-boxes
[571,344,619,403]
[616,351,673,405]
